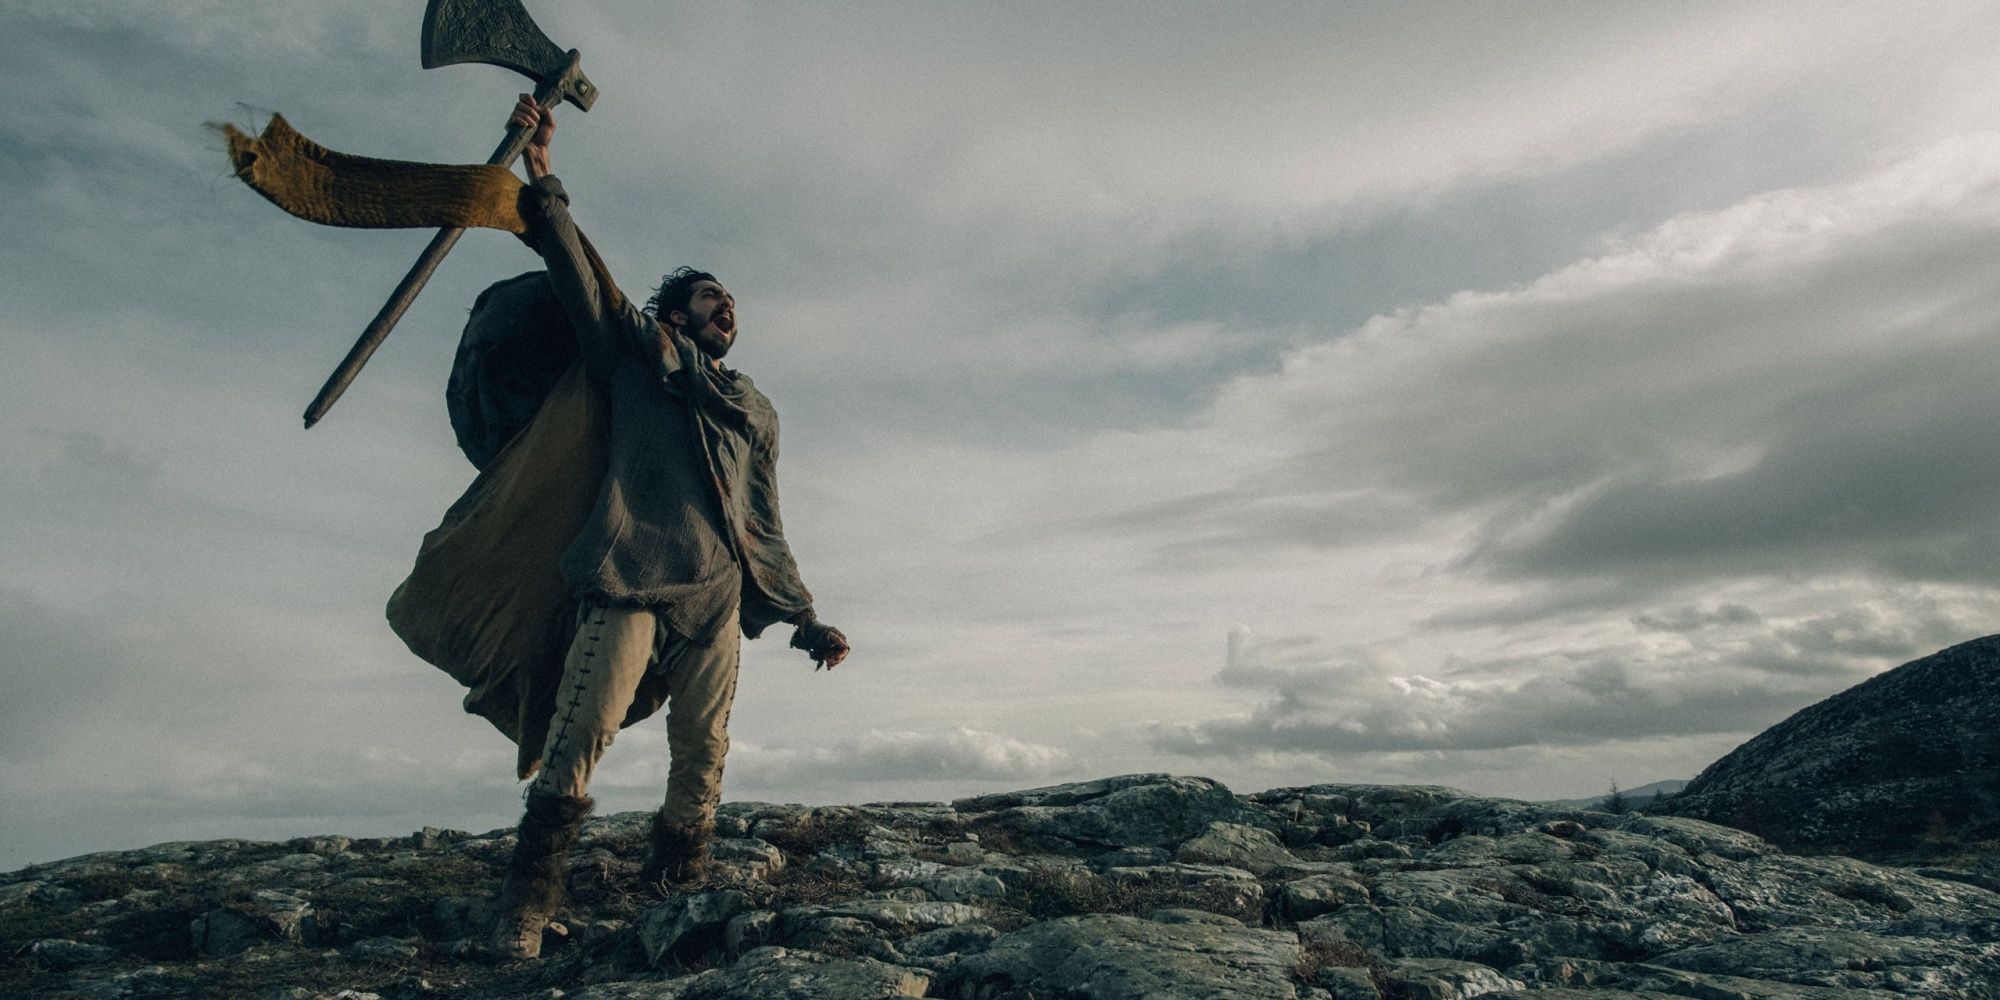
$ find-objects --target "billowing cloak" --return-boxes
[224,115,646,778]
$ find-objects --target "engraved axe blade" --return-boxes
[422,0,597,110]
[301,0,597,429]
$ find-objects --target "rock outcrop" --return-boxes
[1652,634,2000,870]
[4,774,1998,998]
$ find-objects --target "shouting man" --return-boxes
[489,94,850,959]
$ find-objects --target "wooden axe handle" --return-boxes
[301,55,579,429]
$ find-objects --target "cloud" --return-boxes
[639,727,1071,792]
[1047,134,2000,594]
[1631,604,1763,634]
[13,0,400,58]
[1479,348,2000,587]
[1,741,526,868]
[1156,587,1988,765]
[0,590,142,757]
[1158,630,1841,760]
[799,132,2000,803]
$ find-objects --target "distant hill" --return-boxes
[1542,779,1686,811]
[1650,634,2000,868]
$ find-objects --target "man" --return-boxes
[490,94,850,960]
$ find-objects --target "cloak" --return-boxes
[385,354,611,779]
[224,116,674,777]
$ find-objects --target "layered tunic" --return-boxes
[519,175,813,643]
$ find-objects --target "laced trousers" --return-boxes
[529,602,742,826]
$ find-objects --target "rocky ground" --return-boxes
[5,774,1998,999]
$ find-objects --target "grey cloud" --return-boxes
[19,428,161,498]
[0,590,140,757]
[761,87,1952,446]
[1078,85,1905,340]
[1418,581,1655,632]
[2,749,523,869]
[1137,493,1428,569]
[1766,606,1975,669]
[1632,604,1763,633]
[1152,614,1943,761]
[727,728,1071,787]
[1153,669,1812,758]
[2,15,410,347]
[1078,137,2000,609]
[1005,486,1423,572]
[410,2,1970,447]
[0,412,424,608]
[15,1,401,59]
[6,0,1961,466]
[1276,217,2000,514]
[1480,346,2000,588]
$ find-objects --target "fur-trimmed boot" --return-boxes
[640,812,714,886]
[490,792,593,960]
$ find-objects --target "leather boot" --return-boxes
[490,792,593,960]
[640,811,714,886]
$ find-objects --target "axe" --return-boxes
[301,0,598,428]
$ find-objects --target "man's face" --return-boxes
[671,280,737,359]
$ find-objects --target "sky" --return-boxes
[7,1,2000,869]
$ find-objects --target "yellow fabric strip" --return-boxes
[220,114,526,233]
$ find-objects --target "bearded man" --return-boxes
[486,94,850,960]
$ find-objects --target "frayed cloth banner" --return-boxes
[219,114,526,233]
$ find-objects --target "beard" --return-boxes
[689,324,734,359]
[676,309,734,359]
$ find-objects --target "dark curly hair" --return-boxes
[643,266,720,326]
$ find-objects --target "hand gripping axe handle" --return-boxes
[302,0,598,428]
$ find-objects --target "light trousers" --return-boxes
[529,602,741,826]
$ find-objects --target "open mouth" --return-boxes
[713,313,735,335]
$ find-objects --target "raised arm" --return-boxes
[508,96,681,383]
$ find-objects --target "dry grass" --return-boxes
[1002,863,1264,923]
[742,857,870,909]
[760,810,877,859]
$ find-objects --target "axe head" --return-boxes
[422,0,598,111]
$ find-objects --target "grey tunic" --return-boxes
[518,175,813,643]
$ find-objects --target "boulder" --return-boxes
[574,947,930,999]
[26,939,116,969]
[783,914,903,962]
[951,913,1301,999]
[724,909,779,955]
[1101,862,1265,923]
[346,935,418,963]
[782,898,984,937]
[957,774,1257,849]
[701,946,929,999]
[918,868,1009,901]
[189,907,266,957]
[1278,873,1371,920]
[1147,907,1242,926]
[1173,821,1298,874]
[711,838,786,878]
[1381,957,1524,999]
[640,890,751,966]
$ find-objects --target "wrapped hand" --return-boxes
[790,616,850,670]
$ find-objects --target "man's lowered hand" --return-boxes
[790,614,850,670]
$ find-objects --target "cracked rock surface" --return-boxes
[3,773,1996,998]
